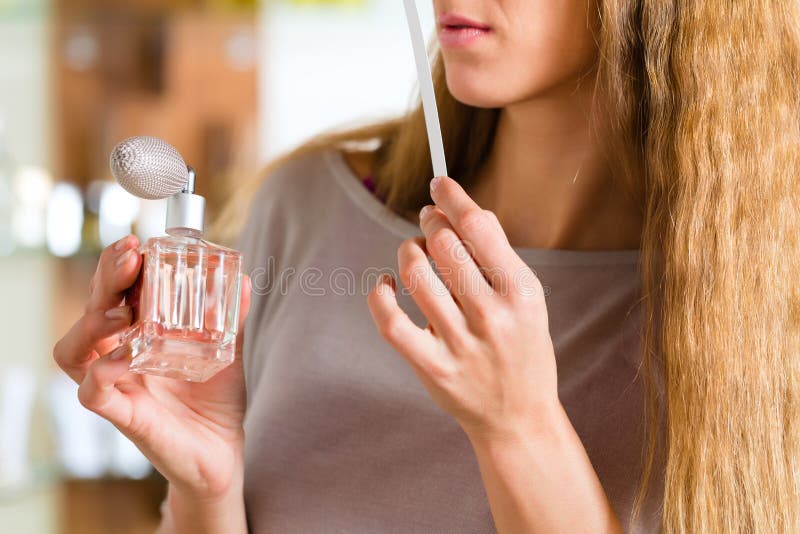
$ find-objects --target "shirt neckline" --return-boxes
[324,149,641,267]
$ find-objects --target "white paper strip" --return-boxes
[402,0,448,178]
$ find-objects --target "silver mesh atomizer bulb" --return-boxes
[109,136,206,238]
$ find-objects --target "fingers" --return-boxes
[53,305,133,383]
[77,347,136,429]
[484,209,505,234]
[368,275,448,377]
[429,176,527,275]
[419,206,498,317]
[396,238,466,341]
[86,235,142,313]
[56,235,140,384]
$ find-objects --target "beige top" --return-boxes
[239,149,663,533]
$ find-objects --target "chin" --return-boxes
[443,57,597,110]
[444,67,512,109]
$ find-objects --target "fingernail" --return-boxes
[419,205,432,221]
[114,236,130,252]
[378,274,396,294]
[105,306,131,321]
[430,176,443,192]
[115,249,132,269]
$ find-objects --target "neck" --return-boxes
[469,81,643,251]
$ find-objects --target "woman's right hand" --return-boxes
[53,234,252,503]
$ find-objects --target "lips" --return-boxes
[438,13,492,48]
[438,13,491,31]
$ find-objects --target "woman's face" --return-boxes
[433,1,600,108]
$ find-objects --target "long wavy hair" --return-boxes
[216,2,800,531]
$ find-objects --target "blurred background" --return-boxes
[0,0,433,531]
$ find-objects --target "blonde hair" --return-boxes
[216,2,800,531]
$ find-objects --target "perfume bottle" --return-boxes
[109,137,243,382]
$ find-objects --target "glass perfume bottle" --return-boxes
[112,167,243,382]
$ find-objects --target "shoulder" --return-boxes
[253,149,337,207]
[239,148,373,262]
[250,148,372,207]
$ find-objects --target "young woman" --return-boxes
[53,1,800,532]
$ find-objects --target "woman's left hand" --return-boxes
[367,175,559,444]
